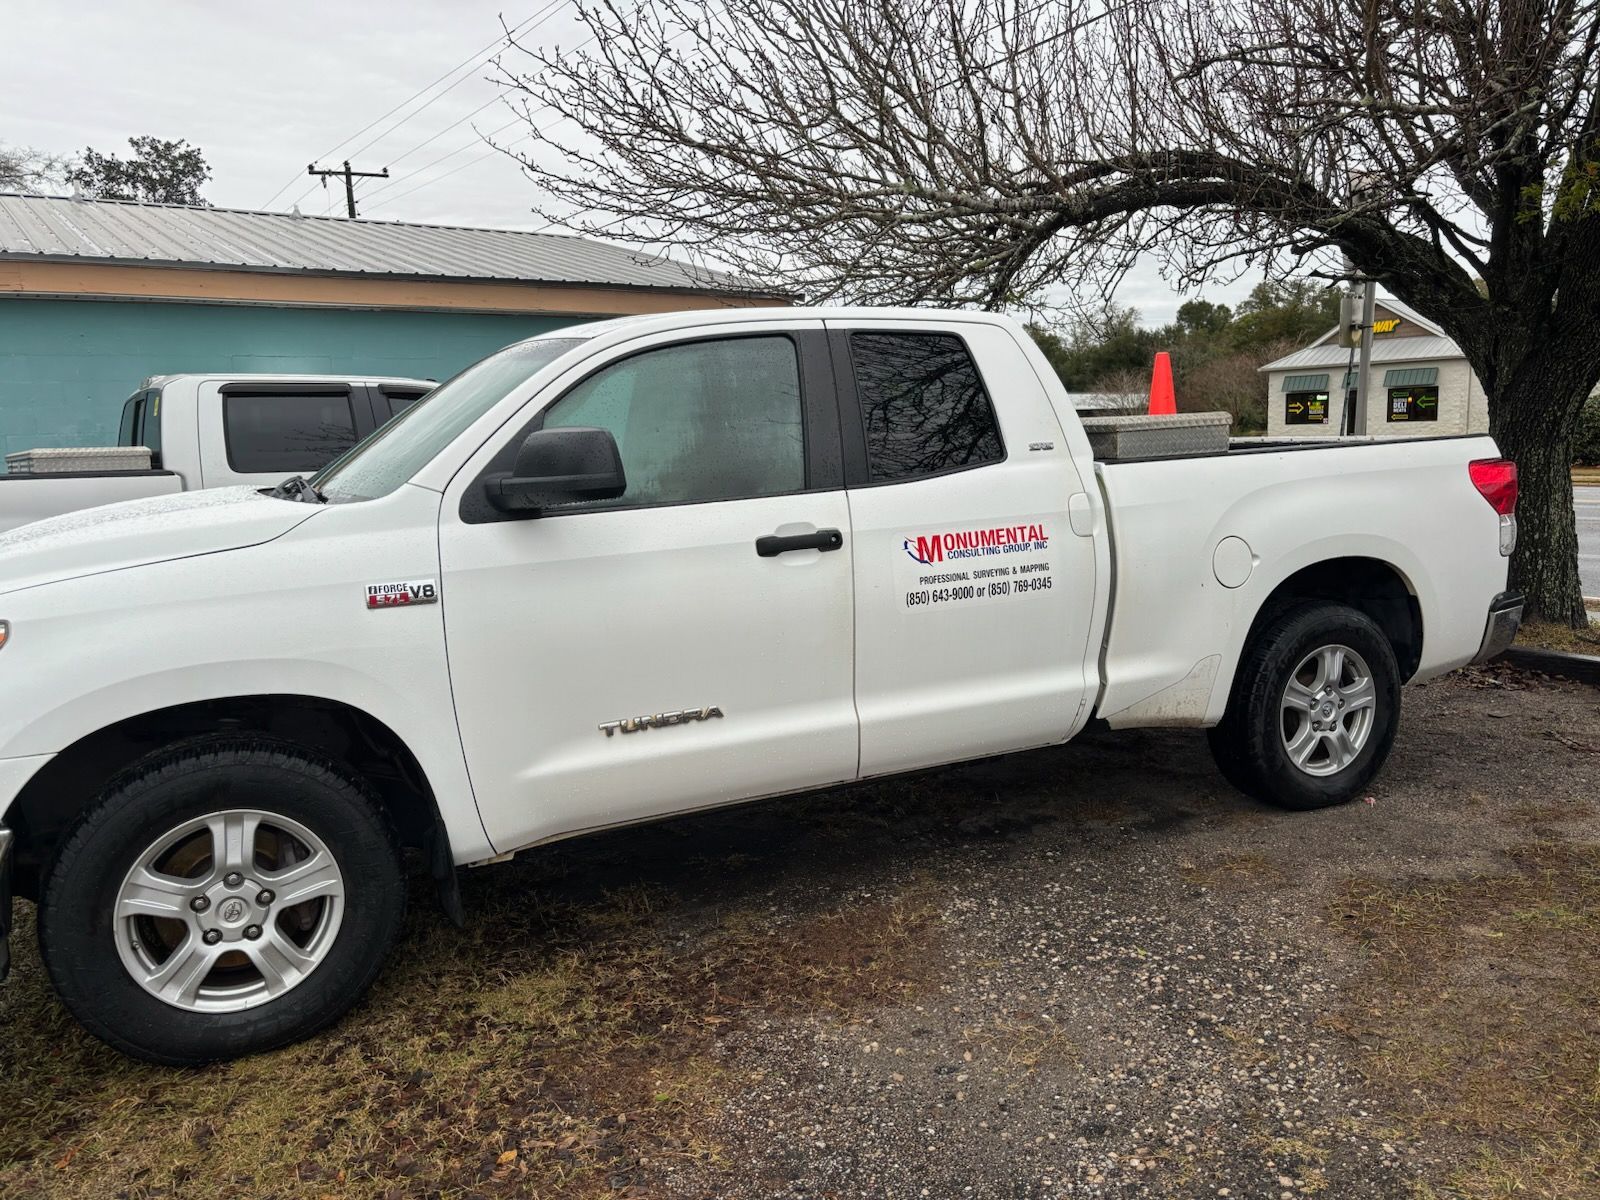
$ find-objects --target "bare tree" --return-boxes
[0,143,72,193]
[497,0,1600,625]
[1181,339,1300,434]
[1086,367,1155,413]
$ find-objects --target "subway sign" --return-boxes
[1387,387,1439,422]
[1285,392,1329,425]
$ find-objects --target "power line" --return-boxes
[358,0,1086,221]
[307,160,391,217]
[288,100,507,216]
[364,136,532,213]
[358,113,527,205]
[339,0,570,167]
[262,2,570,209]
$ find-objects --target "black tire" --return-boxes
[1207,602,1401,810]
[38,738,405,1065]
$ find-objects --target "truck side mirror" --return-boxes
[483,427,627,515]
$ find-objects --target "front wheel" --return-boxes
[1207,602,1402,810]
[38,739,405,1065]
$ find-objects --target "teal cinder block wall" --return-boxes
[0,298,581,457]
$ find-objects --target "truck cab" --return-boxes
[116,374,435,490]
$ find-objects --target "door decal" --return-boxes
[897,523,1055,611]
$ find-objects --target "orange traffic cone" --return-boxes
[1147,351,1176,415]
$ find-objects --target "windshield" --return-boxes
[313,337,587,503]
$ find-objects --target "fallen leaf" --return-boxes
[497,1149,518,1166]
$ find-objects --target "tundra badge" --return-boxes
[365,579,439,609]
[600,706,725,737]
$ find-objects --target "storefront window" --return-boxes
[1284,391,1329,425]
[1386,386,1439,422]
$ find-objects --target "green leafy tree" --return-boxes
[1223,283,1340,354]
[67,136,211,205]
[1174,300,1233,338]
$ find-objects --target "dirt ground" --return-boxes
[2,663,1598,1199]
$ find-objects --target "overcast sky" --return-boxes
[4,0,1262,324]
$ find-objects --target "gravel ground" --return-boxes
[3,663,1596,1199]
[625,664,1597,1199]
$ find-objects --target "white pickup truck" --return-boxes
[0,373,434,534]
[0,307,1522,1064]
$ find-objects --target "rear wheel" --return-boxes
[39,739,405,1065]
[1207,602,1401,810]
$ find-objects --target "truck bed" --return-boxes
[0,470,182,536]
[1090,433,1506,728]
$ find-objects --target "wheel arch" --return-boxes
[1212,556,1423,727]
[8,695,456,903]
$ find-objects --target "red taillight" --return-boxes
[1469,458,1518,515]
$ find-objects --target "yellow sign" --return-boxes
[1372,317,1400,334]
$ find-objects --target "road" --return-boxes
[1579,484,1600,598]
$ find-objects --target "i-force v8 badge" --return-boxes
[365,579,439,609]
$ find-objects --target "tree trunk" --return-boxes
[1488,375,1589,628]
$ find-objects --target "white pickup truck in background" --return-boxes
[0,307,1521,1064]
[0,373,434,534]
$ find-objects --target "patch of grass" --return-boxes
[0,867,942,1199]
[960,1013,1077,1072]
[1515,618,1600,654]
[1179,850,1288,891]
[1328,842,1600,1198]
[1502,798,1598,825]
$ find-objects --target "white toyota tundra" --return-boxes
[0,307,1522,1064]
[0,372,434,535]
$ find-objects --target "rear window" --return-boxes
[223,391,359,474]
[118,389,163,462]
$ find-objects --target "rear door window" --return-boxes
[847,332,1004,483]
[222,391,359,474]
[379,387,431,421]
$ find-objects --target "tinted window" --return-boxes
[542,336,805,508]
[143,388,163,459]
[118,390,163,460]
[383,389,430,420]
[118,396,139,446]
[849,333,1003,482]
[224,392,358,474]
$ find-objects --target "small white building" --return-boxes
[1260,298,1487,438]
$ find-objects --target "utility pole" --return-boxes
[306,160,389,218]
[1337,254,1378,437]
[1353,276,1377,435]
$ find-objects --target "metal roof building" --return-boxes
[1258,296,1486,438]
[0,193,789,456]
[0,193,776,297]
